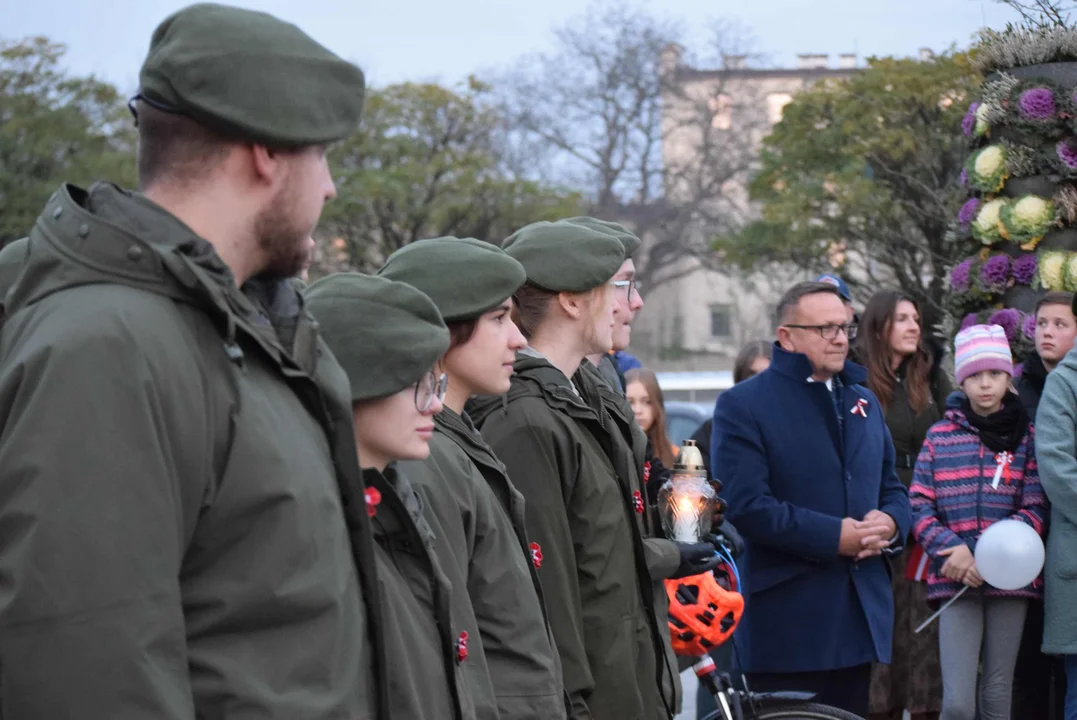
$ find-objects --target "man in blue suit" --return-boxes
[712,281,910,716]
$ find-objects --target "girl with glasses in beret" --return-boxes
[306,273,477,720]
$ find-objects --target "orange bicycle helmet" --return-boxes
[665,570,744,657]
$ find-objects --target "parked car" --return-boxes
[664,400,712,447]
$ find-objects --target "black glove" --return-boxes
[710,496,728,530]
[671,541,722,579]
[707,521,745,559]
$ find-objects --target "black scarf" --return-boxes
[961,392,1029,453]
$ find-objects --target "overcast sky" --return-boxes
[2,0,1025,93]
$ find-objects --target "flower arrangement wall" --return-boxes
[945,24,1077,365]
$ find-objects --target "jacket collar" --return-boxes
[769,342,868,386]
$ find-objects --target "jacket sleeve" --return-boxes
[713,389,843,561]
[878,419,911,554]
[1034,371,1077,527]
[0,297,206,718]
[481,411,594,720]
[1012,425,1048,535]
[910,435,965,557]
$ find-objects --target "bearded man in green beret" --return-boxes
[0,4,387,718]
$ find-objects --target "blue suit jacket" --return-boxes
[711,344,911,673]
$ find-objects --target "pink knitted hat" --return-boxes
[954,324,1013,385]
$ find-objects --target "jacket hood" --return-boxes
[8,183,228,314]
[7,183,309,353]
[467,352,590,428]
[1057,343,1077,374]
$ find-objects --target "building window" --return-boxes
[709,93,732,130]
[709,304,732,338]
[766,93,792,125]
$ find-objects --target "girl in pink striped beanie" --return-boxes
[910,322,1045,719]
[954,324,1014,387]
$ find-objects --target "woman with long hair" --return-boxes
[625,368,677,467]
[470,222,715,719]
[854,289,952,720]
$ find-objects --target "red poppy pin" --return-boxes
[633,490,645,514]
[643,461,651,483]
[530,542,543,569]
[457,631,469,662]
[364,486,382,517]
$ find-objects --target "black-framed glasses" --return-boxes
[415,371,448,412]
[611,278,639,298]
[784,323,858,341]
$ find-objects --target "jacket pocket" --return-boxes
[1049,515,1077,580]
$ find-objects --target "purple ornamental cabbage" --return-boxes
[960,312,980,331]
[988,308,1022,342]
[1012,253,1038,285]
[1019,88,1056,120]
[1058,138,1077,169]
[1022,312,1037,339]
[962,102,980,137]
[958,198,981,226]
[950,259,972,292]
[979,254,1011,292]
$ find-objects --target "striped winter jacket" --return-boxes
[910,404,1048,601]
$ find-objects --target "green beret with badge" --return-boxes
[557,217,640,259]
[305,273,449,402]
[137,2,365,146]
[377,237,526,322]
[504,222,624,293]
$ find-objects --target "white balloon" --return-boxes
[973,519,1045,591]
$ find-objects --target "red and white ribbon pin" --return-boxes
[851,398,869,418]
[992,451,1014,489]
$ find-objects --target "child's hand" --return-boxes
[938,544,975,581]
[963,563,984,588]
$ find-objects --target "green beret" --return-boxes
[139,3,365,146]
[504,223,625,293]
[558,216,640,259]
[377,237,526,322]
[502,221,552,250]
[305,273,449,402]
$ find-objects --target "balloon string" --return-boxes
[914,585,969,634]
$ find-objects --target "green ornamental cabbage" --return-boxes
[1040,250,1068,291]
[966,145,1008,193]
[999,194,1056,247]
[1065,253,1077,292]
[972,198,1007,245]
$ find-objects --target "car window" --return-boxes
[666,414,704,447]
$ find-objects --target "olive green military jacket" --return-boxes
[366,465,478,720]
[574,361,682,715]
[0,183,387,719]
[401,407,567,720]
[471,355,671,720]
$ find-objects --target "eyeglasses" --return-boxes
[611,278,640,299]
[415,371,448,412]
[784,323,858,341]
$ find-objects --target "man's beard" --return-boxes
[252,183,312,281]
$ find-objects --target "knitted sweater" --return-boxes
[909,405,1047,601]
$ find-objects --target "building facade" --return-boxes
[629,47,861,370]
